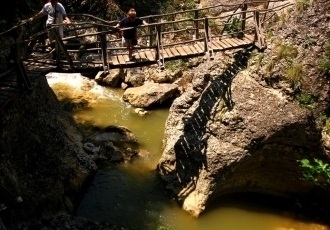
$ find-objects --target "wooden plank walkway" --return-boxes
[24,34,255,71]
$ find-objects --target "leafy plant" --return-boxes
[295,92,316,109]
[298,158,330,189]
[296,0,311,12]
[224,16,241,36]
[208,19,222,34]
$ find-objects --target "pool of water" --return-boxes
[47,72,329,230]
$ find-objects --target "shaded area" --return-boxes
[204,192,330,226]
[75,165,173,230]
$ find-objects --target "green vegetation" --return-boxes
[324,118,330,135]
[265,59,275,74]
[224,16,241,36]
[319,42,330,73]
[299,158,330,189]
[209,19,222,34]
[286,63,304,88]
[296,0,311,12]
[302,34,318,48]
[264,43,304,89]
[275,44,298,61]
[276,12,289,29]
[295,92,316,109]
[162,0,196,17]
[165,59,188,71]
[266,30,273,40]
[256,53,265,69]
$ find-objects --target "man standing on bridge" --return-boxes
[114,8,148,62]
[29,0,71,58]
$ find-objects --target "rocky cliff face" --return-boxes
[0,76,96,227]
[157,0,330,217]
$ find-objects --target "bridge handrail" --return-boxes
[64,0,287,26]
[0,0,290,38]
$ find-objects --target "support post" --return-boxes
[203,17,209,53]
[194,10,199,39]
[52,27,74,70]
[253,10,266,50]
[99,32,109,73]
[148,17,153,47]
[12,32,32,92]
[155,24,164,70]
[240,3,247,38]
[261,0,270,23]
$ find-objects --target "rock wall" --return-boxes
[157,47,330,217]
[0,75,96,227]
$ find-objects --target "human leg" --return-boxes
[47,29,57,59]
[128,45,134,60]
[122,38,136,61]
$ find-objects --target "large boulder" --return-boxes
[157,49,329,217]
[122,82,179,108]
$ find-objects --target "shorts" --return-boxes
[122,37,137,47]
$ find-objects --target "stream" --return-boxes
[46,72,329,230]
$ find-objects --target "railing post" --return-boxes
[148,17,153,47]
[261,0,270,23]
[99,31,109,73]
[204,17,209,53]
[52,27,75,70]
[253,10,266,50]
[194,10,199,39]
[155,24,164,70]
[156,25,161,60]
[240,3,247,38]
[12,44,32,92]
[17,24,28,59]
[13,25,32,92]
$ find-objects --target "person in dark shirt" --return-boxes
[115,8,148,61]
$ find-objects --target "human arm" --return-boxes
[63,15,71,24]
[142,20,148,26]
[114,23,120,28]
[57,3,71,24]
[28,11,45,22]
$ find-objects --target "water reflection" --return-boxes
[46,72,329,230]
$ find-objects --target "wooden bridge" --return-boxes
[0,0,292,108]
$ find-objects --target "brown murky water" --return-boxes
[47,72,329,230]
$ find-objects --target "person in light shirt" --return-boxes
[29,0,71,49]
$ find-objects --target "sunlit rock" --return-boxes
[95,69,124,87]
[134,108,149,116]
[123,82,179,108]
[157,49,330,217]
